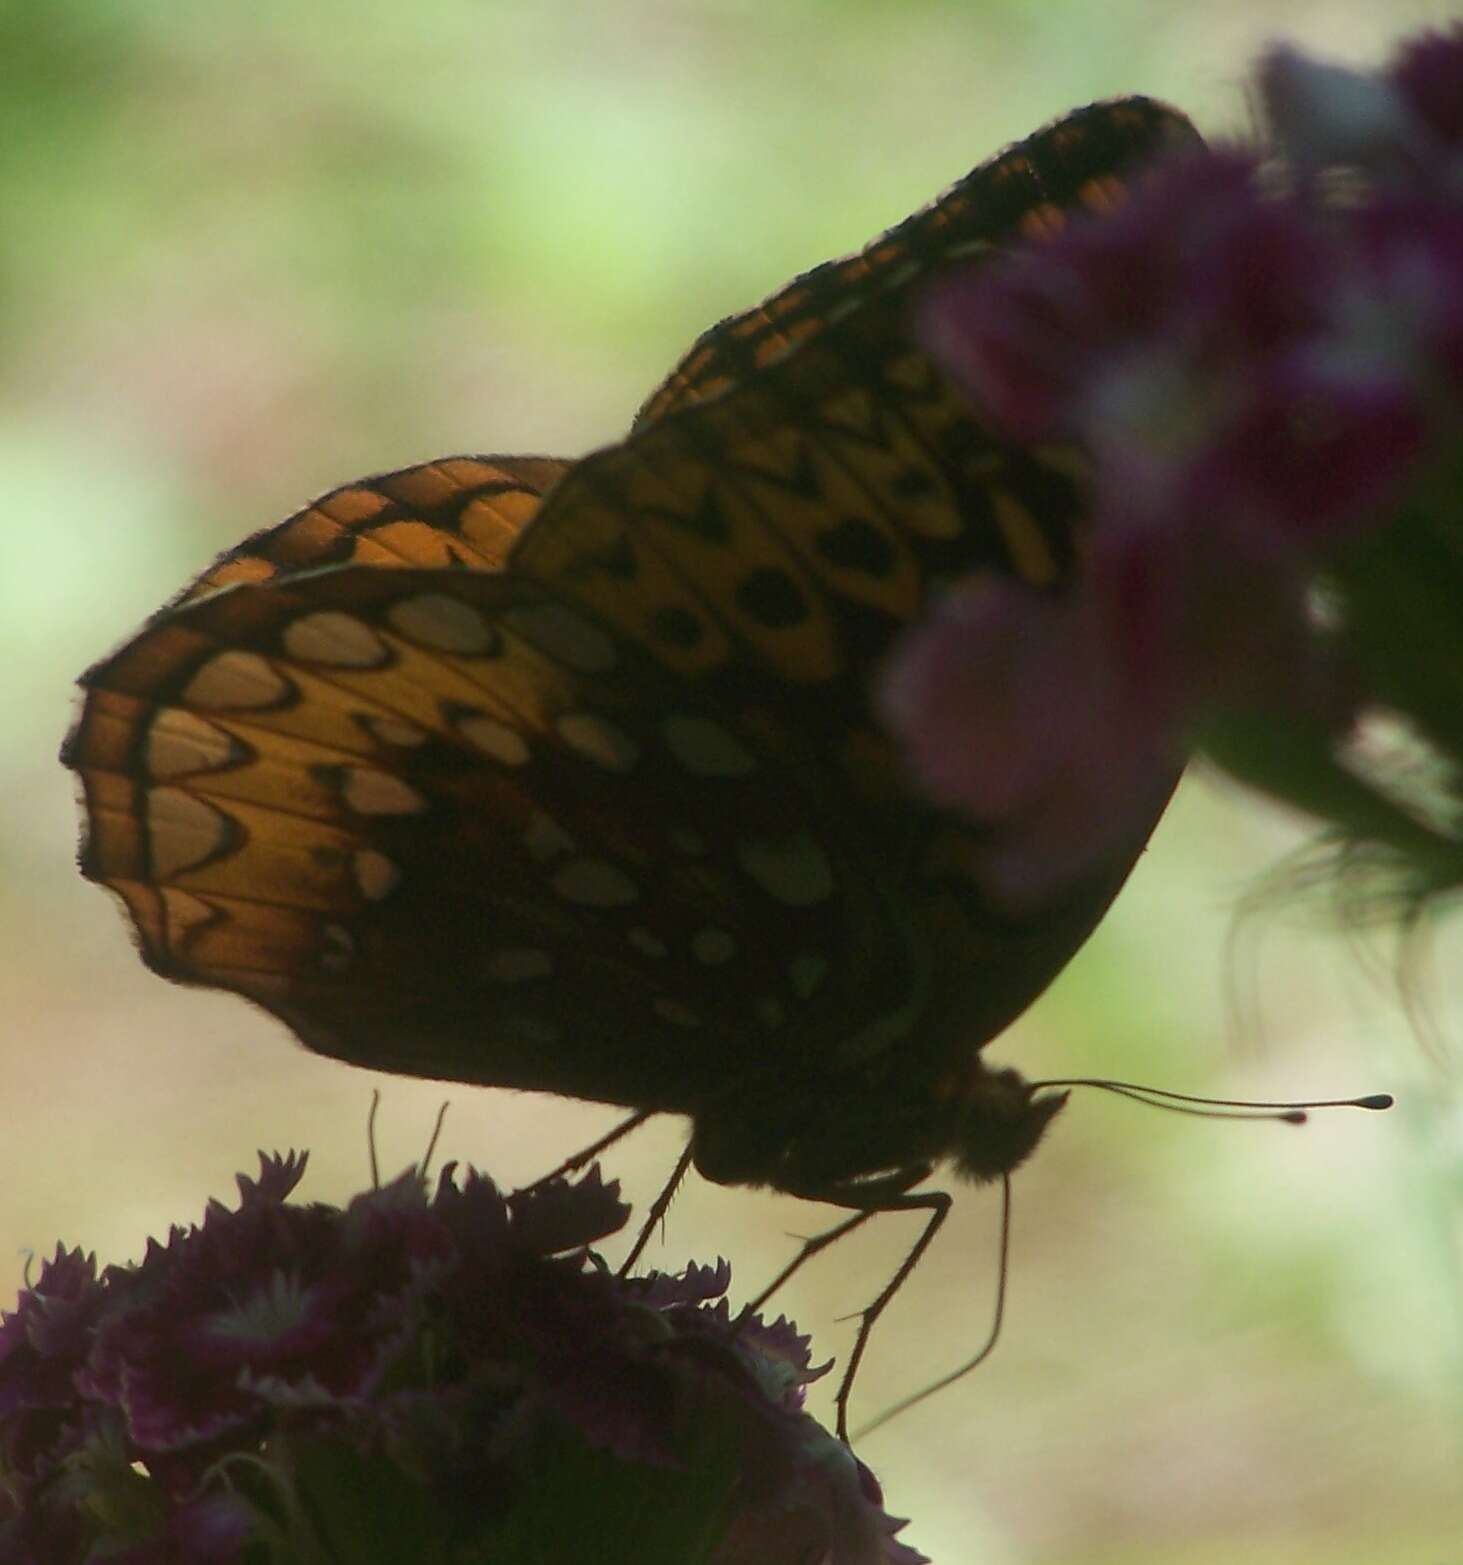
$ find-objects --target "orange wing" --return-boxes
[174,456,571,603]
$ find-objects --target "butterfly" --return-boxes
[65,97,1198,1430]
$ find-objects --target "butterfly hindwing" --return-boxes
[176,456,572,603]
[68,562,925,1105]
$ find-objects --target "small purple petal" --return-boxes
[880,576,1181,909]
[504,1164,630,1255]
[1260,43,1421,175]
[711,1417,930,1565]
[234,1149,309,1208]
[632,1257,733,1311]
[881,577,1163,811]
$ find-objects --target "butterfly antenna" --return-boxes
[419,1101,450,1181]
[853,1173,1012,1441]
[367,1089,381,1190]
[1028,1078,1393,1124]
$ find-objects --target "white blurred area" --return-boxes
[3,5,1458,1560]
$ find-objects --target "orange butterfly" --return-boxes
[66,97,1197,1430]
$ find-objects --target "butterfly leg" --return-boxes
[618,1139,696,1277]
[747,1162,935,1314]
[519,1109,656,1195]
[518,1109,692,1279]
[741,1162,948,1441]
[747,1206,881,1314]
[852,1173,1012,1440]
[828,1183,951,1443]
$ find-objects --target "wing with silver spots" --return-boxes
[66,565,917,1109]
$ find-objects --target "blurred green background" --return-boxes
[3,3,1459,1560]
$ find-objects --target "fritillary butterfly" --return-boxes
[65,97,1199,1429]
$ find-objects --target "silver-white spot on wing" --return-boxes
[145,709,242,779]
[552,858,639,908]
[352,849,401,902]
[556,712,640,773]
[487,948,555,982]
[503,603,617,673]
[736,832,835,907]
[146,787,233,879]
[283,610,389,669]
[340,768,427,817]
[183,651,290,711]
[387,593,498,655]
[662,713,757,778]
[456,713,530,767]
[691,927,736,966]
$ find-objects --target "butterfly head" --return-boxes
[948,1065,1069,1185]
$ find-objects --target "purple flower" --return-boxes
[1261,25,1463,185]
[921,147,1424,547]
[0,1246,106,1489]
[0,1152,925,1564]
[881,577,1180,908]
[78,1152,449,1468]
[887,29,1463,910]
[1261,30,1463,411]
[1390,25,1463,152]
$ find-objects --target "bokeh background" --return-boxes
[3,4,1460,1560]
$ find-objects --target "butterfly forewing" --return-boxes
[635,96,1201,425]
[512,289,1084,707]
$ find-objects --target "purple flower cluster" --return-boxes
[883,25,1463,912]
[0,1154,924,1565]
